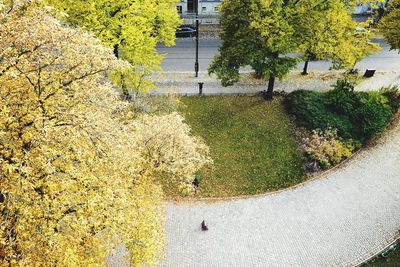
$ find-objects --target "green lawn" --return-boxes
[176,96,305,198]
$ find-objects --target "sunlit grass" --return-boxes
[175,96,305,198]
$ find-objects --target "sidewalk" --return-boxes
[107,72,400,267]
[149,70,400,95]
[161,120,400,266]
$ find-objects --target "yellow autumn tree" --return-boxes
[379,0,400,52]
[0,3,209,266]
[295,0,376,74]
[330,18,381,70]
[45,0,181,97]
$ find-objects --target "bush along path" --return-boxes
[285,79,399,171]
[160,117,400,267]
[164,80,398,198]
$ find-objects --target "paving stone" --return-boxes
[149,71,400,96]
[108,74,400,267]
[161,122,400,267]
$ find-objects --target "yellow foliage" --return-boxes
[379,0,400,52]
[331,18,381,69]
[0,4,210,266]
[302,129,355,169]
[45,0,181,94]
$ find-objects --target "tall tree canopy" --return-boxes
[295,1,378,74]
[209,0,380,98]
[330,19,380,69]
[379,0,400,52]
[0,2,209,266]
[46,0,181,96]
[209,0,299,99]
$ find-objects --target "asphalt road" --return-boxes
[157,38,400,72]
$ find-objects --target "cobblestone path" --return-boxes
[162,121,400,267]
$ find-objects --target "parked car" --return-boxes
[175,26,196,38]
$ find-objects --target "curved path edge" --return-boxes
[355,235,400,266]
[167,144,373,204]
[162,121,400,267]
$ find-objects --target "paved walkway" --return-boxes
[106,72,400,267]
[150,71,400,95]
[162,120,400,266]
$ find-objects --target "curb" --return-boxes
[353,235,400,267]
[166,114,400,205]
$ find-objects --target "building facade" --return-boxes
[176,0,220,15]
[176,0,389,16]
[176,1,389,25]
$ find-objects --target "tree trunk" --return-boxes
[264,76,275,100]
[113,43,131,100]
[302,60,309,75]
[263,52,279,100]
[113,44,119,58]
[121,80,131,101]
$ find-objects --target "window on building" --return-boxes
[177,6,183,14]
[202,6,206,12]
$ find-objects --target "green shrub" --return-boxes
[325,79,356,115]
[354,91,393,140]
[284,90,326,130]
[380,86,400,112]
[285,79,395,143]
[284,89,354,139]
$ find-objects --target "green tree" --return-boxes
[296,1,354,75]
[331,19,381,70]
[296,0,380,73]
[379,0,400,52]
[210,0,380,98]
[46,0,181,97]
[209,0,299,99]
